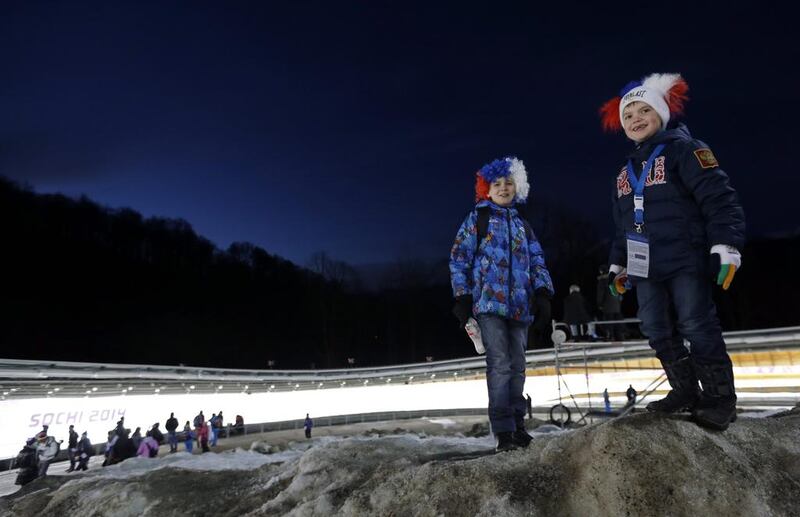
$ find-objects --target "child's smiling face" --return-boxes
[622,101,663,143]
[488,177,516,207]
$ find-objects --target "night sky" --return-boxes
[2,2,798,266]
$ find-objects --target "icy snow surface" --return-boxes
[2,411,800,516]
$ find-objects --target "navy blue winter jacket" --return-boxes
[609,124,745,281]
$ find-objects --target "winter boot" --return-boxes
[512,418,533,448]
[495,432,518,452]
[646,356,700,413]
[692,359,737,431]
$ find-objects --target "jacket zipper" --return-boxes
[506,208,514,303]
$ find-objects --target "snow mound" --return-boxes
[2,414,799,516]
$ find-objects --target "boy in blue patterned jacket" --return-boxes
[450,156,554,452]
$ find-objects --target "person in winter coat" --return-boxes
[14,438,39,486]
[35,431,60,478]
[66,424,79,472]
[131,427,142,449]
[198,421,210,453]
[600,73,745,431]
[563,285,592,340]
[193,411,204,447]
[525,393,533,420]
[233,415,245,436]
[115,418,125,436]
[150,423,164,445]
[137,431,160,458]
[304,414,313,439]
[216,411,225,438]
[209,414,218,447]
[626,384,638,406]
[76,431,94,471]
[183,421,194,453]
[596,264,624,340]
[165,412,179,452]
[450,156,554,452]
[106,428,137,466]
[102,430,117,467]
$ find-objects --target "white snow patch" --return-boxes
[425,418,458,427]
[736,408,787,418]
[60,449,279,485]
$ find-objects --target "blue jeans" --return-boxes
[477,314,529,434]
[168,431,178,452]
[636,274,727,364]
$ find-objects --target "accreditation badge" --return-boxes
[626,232,650,278]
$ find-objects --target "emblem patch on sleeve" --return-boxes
[693,148,719,169]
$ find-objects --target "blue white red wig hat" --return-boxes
[599,73,689,132]
[474,156,530,203]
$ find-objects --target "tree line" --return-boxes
[1,176,796,369]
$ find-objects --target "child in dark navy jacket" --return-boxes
[450,157,554,451]
[599,73,746,430]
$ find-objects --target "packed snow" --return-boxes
[2,410,799,516]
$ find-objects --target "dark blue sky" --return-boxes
[1,2,798,265]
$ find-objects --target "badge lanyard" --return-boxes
[626,144,665,233]
[624,143,665,279]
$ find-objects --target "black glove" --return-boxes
[452,295,473,328]
[530,287,552,330]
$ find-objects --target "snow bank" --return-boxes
[2,412,799,516]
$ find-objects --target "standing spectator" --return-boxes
[131,427,142,449]
[35,431,60,478]
[76,431,94,471]
[304,414,313,439]
[217,411,225,438]
[564,285,592,341]
[102,430,117,467]
[209,413,216,446]
[525,394,533,420]
[137,431,160,458]
[198,421,210,452]
[165,412,179,453]
[603,388,612,413]
[150,423,164,445]
[193,411,204,447]
[596,265,624,340]
[626,385,638,406]
[209,413,218,447]
[233,415,245,436]
[115,418,125,435]
[107,428,137,466]
[14,438,39,486]
[66,424,79,472]
[183,421,194,453]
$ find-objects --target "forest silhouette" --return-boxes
[1,176,796,369]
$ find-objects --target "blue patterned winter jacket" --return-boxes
[450,200,554,324]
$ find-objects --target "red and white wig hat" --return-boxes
[599,73,689,132]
